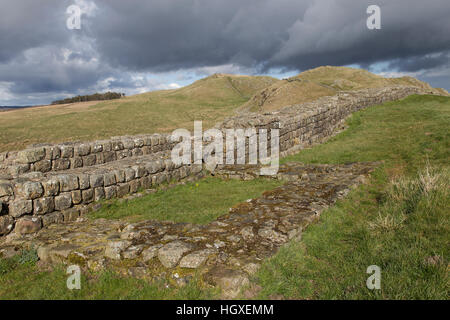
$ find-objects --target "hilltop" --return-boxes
[240,66,449,112]
[0,66,447,152]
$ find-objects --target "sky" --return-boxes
[0,0,449,106]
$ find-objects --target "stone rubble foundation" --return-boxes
[0,162,378,298]
[0,84,444,297]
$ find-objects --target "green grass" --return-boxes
[1,94,449,300]
[282,95,449,170]
[0,251,217,299]
[254,94,450,299]
[90,177,283,224]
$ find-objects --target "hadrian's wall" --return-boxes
[0,85,435,236]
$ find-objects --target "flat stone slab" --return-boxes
[0,162,378,298]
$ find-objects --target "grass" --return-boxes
[1,94,449,300]
[254,94,450,299]
[90,177,283,224]
[240,66,447,112]
[0,249,217,299]
[0,74,276,152]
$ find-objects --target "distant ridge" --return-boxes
[239,66,449,112]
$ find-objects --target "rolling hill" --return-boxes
[239,66,449,112]
[0,74,277,152]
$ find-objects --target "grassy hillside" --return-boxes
[1,66,447,152]
[0,95,448,299]
[255,94,449,299]
[240,66,449,112]
[0,74,277,152]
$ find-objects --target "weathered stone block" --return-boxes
[7,164,30,176]
[124,168,135,182]
[103,151,116,163]
[129,180,140,193]
[116,150,129,159]
[60,145,74,158]
[54,193,72,211]
[158,241,193,268]
[103,172,116,186]
[53,158,71,171]
[71,157,83,168]
[114,169,125,183]
[116,183,129,198]
[111,140,124,151]
[122,139,135,150]
[94,187,105,201]
[142,146,151,154]
[104,186,117,200]
[33,160,52,172]
[78,174,90,189]
[71,190,82,205]
[17,148,45,163]
[44,146,61,160]
[33,197,55,215]
[132,165,147,178]
[42,212,64,227]
[58,174,79,192]
[82,189,94,204]
[9,199,33,218]
[75,143,91,156]
[95,152,105,164]
[132,148,143,156]
[179,249,216,269]
[0,215,14,235]
[90,174,104,188]
[140,176,152,189]
[15,181,44,200]
[100,141,112,152]
[0,182,13,197]
[150,135,159,146]
[133,138,144,148]
[62,208,80,222]
[82,154,96,166]
[91,143,103,153]
[42,178,60,196]
[15,216,42,235]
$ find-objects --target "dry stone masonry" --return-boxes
[0,84,445,297]
[0,161,378,298]
[0,85,438,237]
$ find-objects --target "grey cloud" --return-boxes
[0,0,449,105]
[91,0,450,74]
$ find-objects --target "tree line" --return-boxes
[51,92,125,105]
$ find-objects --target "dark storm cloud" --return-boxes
[92,0,450,73]
[0,0,69,63]
[0,0,449,105]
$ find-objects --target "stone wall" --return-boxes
[0,85,437,237]
[0,133,176,177]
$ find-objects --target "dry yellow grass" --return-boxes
[1,66,446,152]
[240,66,449,112]
[0,74,277,152]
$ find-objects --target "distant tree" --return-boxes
[51,92,124,105]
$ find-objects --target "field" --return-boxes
[2,66,446,153]
[0,94,448,299]
[0,74,276,152]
